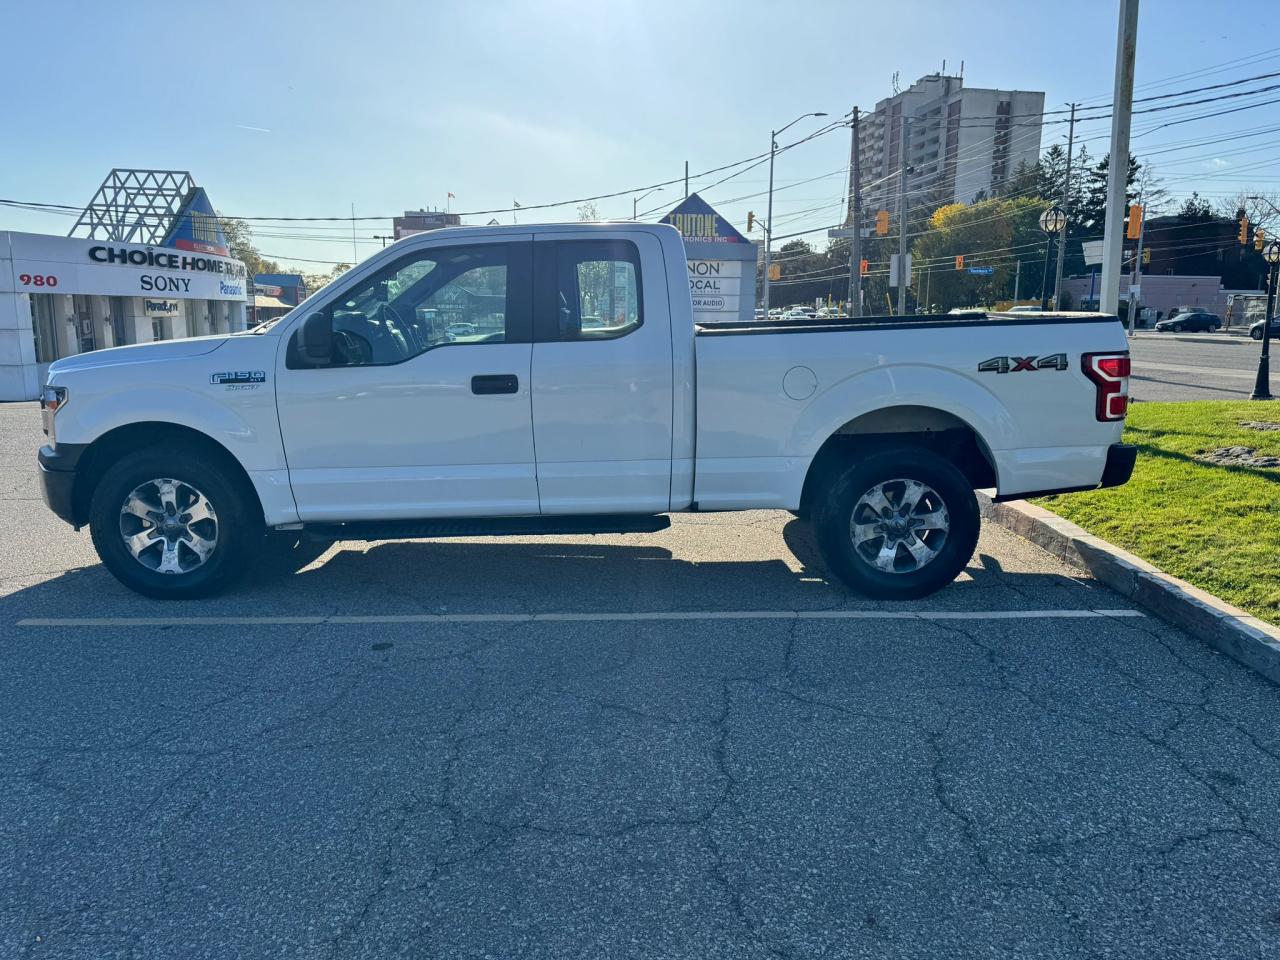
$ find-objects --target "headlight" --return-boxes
[40,385,67,440]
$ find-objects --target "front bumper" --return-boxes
[38,443,85,527]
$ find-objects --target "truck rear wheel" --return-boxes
[812,445,980,600]
[89,446,258,599]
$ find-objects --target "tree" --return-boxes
[1177,192,1214,221]
[911,196,1045,311]
[577,201,600,222]
[1078,152,1160,233]
[1215,191,1280,233]
[218,214,279,277]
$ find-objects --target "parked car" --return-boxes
[445,321,478,340]
[37,222,1135,600]
[1006,305,1043,315]
[1154,312,1220,333]
[1250,318,1280,340]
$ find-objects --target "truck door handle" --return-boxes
[471,374,519,395]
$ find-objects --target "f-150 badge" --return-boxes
[210,371,267,385]
[977,353,1068,374]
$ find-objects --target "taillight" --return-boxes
[1081,352,1130,421]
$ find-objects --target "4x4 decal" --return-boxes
[977,353,1068,374]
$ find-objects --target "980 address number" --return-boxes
[19,274,59,287]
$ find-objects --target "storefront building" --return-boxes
[251,273,307,327]
[0,231,248,400]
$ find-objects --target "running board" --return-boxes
[303,514,672,541]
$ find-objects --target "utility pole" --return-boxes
[1100,0,1140,314]
[896,117,909,315]
[1053,103,1078,308]
[1126,193,1146,335]
[350,202,358,264]
[684,161,689,199]
[1012,259,1021,305]
[372,234,393,248]
[763,132,778,318]
[846,107,863,317]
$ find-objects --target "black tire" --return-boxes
[89,446,260,599]
[1209,324,1220,333]
[812,445,980,600]
[1253,328,1264,341]
[1172,323,1183,332]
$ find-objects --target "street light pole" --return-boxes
[1251,240,1280,400]
[1038,206,1067,311]
[632,187,663,221]
[762,111,827,317]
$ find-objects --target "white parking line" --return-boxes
[15,609,1145,627]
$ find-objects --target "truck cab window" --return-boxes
[554,241,642,341]
[295,244,511,367]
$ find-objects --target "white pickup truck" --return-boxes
[36,222,1134,599]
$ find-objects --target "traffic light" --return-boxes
[1256,228,1267,252]
[875,210,889,236]
[768,263,781,281]
[1239,213,1251,245]
[747,211,755,232]
[955,255,965,270]
[859,259,869,276]
[1126,204,1143,240]
[1142,248,1150,265]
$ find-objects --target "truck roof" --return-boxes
[390,221,678,244]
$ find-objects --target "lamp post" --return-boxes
[632,187,663,221]
[1038,205,1067,311]
[1250,239,1280,401]
[762,111,828,317]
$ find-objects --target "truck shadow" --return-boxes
[0,519,1113,620]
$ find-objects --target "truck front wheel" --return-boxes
[812,445,980,600]
[89,447,258,599]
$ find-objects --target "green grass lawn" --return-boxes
[1034,400,1280,625]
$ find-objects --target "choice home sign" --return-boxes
[7,232,248,301]
[688,259,741,316]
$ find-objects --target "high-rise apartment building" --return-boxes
[856,74,1045,214]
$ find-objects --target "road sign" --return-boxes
[827,227,858,239]
[967,266,994,276]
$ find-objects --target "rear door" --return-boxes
[530,232,674,513]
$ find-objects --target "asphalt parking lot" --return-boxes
[3,400,1280,959]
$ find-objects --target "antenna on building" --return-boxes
[891,70,900,94]
[941,60,946,75]
[960,60,965,78]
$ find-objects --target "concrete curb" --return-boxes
[978,492,1280,685]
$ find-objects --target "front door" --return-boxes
[275,237,538,521]
[530,232,673,513]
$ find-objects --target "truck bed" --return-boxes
[691,311,1130,509]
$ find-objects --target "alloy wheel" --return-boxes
[118,478,219,575]
[849,478,950,574]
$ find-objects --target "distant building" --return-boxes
[1142,215,1266,290]
[393,209,462,239]
[251,273,307,326]
[857,74,1045,212]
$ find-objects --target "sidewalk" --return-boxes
[1130,328,1251,345]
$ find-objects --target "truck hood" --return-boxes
[47,335,230,375]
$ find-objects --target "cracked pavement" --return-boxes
[2,402,1280,958]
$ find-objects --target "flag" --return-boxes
[513,200,521,208]
[447,192,455,199]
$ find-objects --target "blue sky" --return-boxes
[2,0,1277,269]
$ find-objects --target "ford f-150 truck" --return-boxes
[35,222,1135,599]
